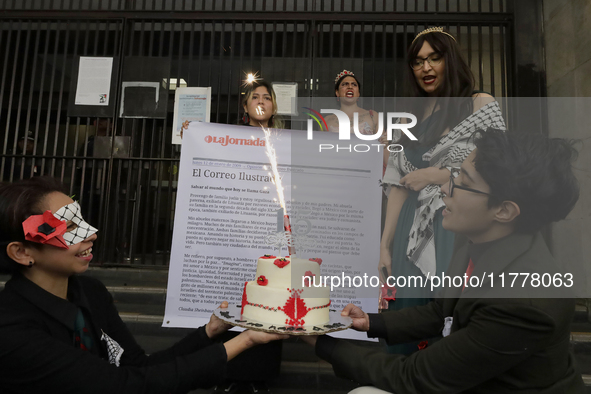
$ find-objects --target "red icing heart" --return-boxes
[274,258,290,268]
[261,255,276,259]
[257,275,268,286]
[309,258,322,265]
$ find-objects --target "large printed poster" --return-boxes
[163,122,382,340]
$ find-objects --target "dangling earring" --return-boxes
[28,261,34,268]
[242,113,250,124]
[337,97,340,102]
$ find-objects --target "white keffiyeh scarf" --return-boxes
[382,101,506,278]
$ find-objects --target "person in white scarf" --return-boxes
[379,27,506,354]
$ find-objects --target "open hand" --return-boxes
[242,330,289,346]
[205,301,232,338]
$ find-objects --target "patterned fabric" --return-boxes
[101,330,124,367]
[73,308,95,352]
[53,201,98,245]
[382,101,506,278]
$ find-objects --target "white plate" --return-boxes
[214,304,352,336]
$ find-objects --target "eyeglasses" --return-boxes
[448,175,490,198]
[410,54,443,70]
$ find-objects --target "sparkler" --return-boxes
[242,71,261,87]
[260,126,295,256]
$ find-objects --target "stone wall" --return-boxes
[544,0,591,295]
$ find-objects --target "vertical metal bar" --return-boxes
[393,23,398,95]
[237,21,245,121]
[381,22,386,97]
[216,21,225,123]
[478,24,483,90]
[198,20,204,86]
[467,24,472,68]
[371,22,376,101]
[329,22,333,58]
[22,21,42,180]
[14,21,32,181]
[500,23,506,97]
[0,23,13,180]
[41,23,61,176]
[226,21,235,124]
[60,21,81,187]
[489,24,495,96]
[53,23,72,179]
[161,21,176,265]
[32,20,52,176]
[350,22,355,58]
[140,121,156,264]
[71,19,92,196]
[208,21,215,119]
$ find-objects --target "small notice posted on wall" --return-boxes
[74,57,113,106]
[171,87,212,145]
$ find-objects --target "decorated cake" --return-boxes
[241,255,331,327]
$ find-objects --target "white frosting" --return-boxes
[242,256,330,326]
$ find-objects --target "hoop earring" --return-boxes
[242,113,250,124]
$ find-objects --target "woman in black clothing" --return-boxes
[0,176,285,394]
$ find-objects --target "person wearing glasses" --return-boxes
[378,27,506,354]
[300,129,585,393]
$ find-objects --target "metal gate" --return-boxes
[0,0,525,267]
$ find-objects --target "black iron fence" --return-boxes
[0,0,521,266]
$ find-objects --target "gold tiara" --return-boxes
[335,70,355,83]
[412,27,457,45]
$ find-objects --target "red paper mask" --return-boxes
[22,210,68,249]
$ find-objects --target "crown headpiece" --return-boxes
[412,27,457,45]
[335,70,355,83]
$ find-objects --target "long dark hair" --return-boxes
[402,30,475,147]
[0,177,67,273]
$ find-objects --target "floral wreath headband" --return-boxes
[412,27,457,45]
[22,201,98,249]
[335,70,355,83]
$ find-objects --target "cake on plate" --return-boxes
[241,255,330,327]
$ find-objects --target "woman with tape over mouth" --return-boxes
[379,27,506,354]
[0,176,286,393]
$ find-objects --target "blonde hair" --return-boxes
[241,80,284,129]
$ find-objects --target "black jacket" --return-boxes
[0,273,227,393]
[317,232,585,393]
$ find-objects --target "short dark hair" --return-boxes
[0,177,67,273]
[334,73,362,96]
[473,129,580,233]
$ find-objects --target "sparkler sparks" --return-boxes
[261,126,286,210]
[242,71,261,87]
[261,125,295,256]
